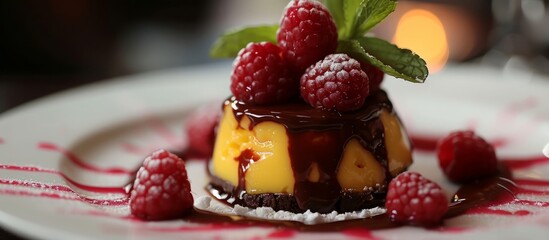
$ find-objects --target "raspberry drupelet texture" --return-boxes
[277,0,338,72]
[386,172,448,226]
[231,42,297,105]
[437,131,498,183]
[130,149,194,220]
[300,53,370,111]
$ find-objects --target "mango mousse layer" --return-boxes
[207,90,412,213]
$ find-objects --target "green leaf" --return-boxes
[324,0,345,34]
[325,0,396,39]
[210,24,278,58]
[354,0,396,37]
[325,0,361,40]
[342,0,362,40]
[337,38,428,83]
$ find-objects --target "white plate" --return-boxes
[1,63,549,240]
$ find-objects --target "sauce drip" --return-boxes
[222,90,395,213]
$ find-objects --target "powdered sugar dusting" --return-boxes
[194,196,386,225]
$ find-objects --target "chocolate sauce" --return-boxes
[445,164,515,218]
[236,149,260,202]
[221,90,395,213]
[199,166,515,231]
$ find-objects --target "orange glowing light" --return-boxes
[392,9,449,73]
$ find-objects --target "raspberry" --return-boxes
[437,131,498,183]
[360,62,384,92]
[300,54,370,111]
[386,172,448,226]
[231,42,297,105]
[277,0,338,72]
[185,103,220,159]
[130,149,193,220]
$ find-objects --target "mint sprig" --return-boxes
[338,38,428,83]
[210,0,429,83]
[325,0,396,40]
[353,0,397,38]
[325,0,361,40]
[209,25,278,58]
[326,0,427,82]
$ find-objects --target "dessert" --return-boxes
[209,89,412,213]
[206,0,428,214]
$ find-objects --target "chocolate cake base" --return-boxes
[207,176,387,213]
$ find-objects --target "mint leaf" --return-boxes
[354,0,396,37]
[337,38,428,83]
[325,0,396,39]
[325,0,361,40]
[324,0,345,35]
[342,0,363,40]
[210,25,278,58]
[342,0,364,39]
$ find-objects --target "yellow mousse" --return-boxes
[211,101,412,195]
[212,103,295,194]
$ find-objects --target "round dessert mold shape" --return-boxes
[209,90,413,213]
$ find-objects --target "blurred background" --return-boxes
[0,0,548,113]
